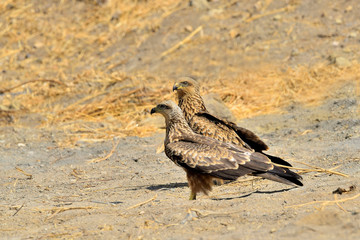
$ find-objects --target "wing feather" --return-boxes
[193,112,269,151]
[165,134,273,180]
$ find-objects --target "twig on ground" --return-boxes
[245,5,295,23]
[161,26,203,57]
[45,206,97,220]
[285,193,360,210]
[333,194,347,212]
[314,165,341,177]
[190,208,240,218]
[272,162,348,178]
[0,79,67,94]
[15,167,33,179]
[88,138,120,163]
[12,204,24,216]
[127,195,157,210]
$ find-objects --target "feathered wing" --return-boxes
[165,134,302,186]
[165,135,273,181]
[192,112,293,167]
[193,112,268,150]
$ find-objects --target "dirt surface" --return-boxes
[1,0,360,239]
[2,82,360,239]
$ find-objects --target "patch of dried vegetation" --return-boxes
[0,0,359,146]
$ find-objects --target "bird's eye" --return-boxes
[158,104,170,109]
[182,81,189,86]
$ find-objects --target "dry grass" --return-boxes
[206,63,359,118]
[1,0,359,146]
[286,193,360,212]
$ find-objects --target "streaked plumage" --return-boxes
[173,77,292,167]
[151,100,302,200]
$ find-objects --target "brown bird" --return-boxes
[173,77,293,167]
[151,100,302,200]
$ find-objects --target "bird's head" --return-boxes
[150,100,183,121]
[172,77,199,98]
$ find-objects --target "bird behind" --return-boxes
[173,77,294,167]
[151,100,302,200]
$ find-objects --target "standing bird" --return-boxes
[151,100,302,200]
[173,77,292,167]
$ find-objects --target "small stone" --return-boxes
[208,8,223,16]
[110,11,122,21]
[227,226,236,231]
[335,18,342,24]
[290,49,300,57]
[273,14,282,20]
[332,41,340,47]
[96,0,109,5]
[335,57,351,68]
[343,47,351,53]
[349,32,357,38]
[6,4,15,10]
[345,6,353,12]
[34,41,44,48]
[203,93,236,122]
[229,29,241,38]
[189,0,209,10]
[184,25,193,32]
[259,45,270,51]
[254,1,262,11]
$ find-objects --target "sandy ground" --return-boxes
[1,82,359,239]
[1,0,360,239]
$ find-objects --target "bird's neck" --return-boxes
[165,116,193,144]
[178,93,207,121]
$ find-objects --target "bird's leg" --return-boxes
[189,191,196,200]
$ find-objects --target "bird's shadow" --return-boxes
[146,182,188,191]
[211,187,297,201]
[144,181,297,200]
[124,182,188,191]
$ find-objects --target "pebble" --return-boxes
[335,57,351,68]
[345,6,353,12]
[273,14,282,21]
[349,32,357,38]
[203,93,236,122]
[189,0,209,10]
[332,41,340,47]
[343,47,351,53]
[111,11,122,21]
[335,18,342,24]
[229,29,241,38]
[184,25,193,32]
[290,49,300,57]
[227,226,236,231]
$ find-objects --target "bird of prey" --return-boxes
[173,77,292,167]
[151,100,302,200]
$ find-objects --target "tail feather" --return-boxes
[255,165,303,187]
[262,153,293,167]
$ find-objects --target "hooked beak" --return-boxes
[150,107,157,115]
[172,83,180,91]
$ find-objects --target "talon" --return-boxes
[189,192,196,200]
